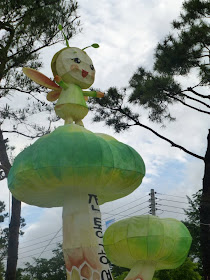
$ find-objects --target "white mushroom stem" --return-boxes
[62,193,113,280]
[125,261,157,280]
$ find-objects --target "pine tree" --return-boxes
[90,0,210,278]
[16,244,66,280]
[184,190,202,273]
[0,201,8,279]
[0,1,80,279]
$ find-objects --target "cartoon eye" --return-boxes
[90,64,94,70]
[71,58,81,63]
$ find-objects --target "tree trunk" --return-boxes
[0,129,21,280]
[200,129,210,280]
[5,198,21,280]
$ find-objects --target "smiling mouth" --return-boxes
[82,70,88,78]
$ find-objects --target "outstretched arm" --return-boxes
[54,75,68,90]
[83,91,104,98]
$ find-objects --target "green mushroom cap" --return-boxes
[103,215,192,270]
[8,124,145,207]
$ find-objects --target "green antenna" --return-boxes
[58,24,69,47]
[82,43,99,51]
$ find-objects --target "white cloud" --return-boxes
[17,207,62,267]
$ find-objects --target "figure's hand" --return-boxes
[54,75,62,83]
[96,91,104,98]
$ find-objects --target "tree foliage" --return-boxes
[90,0,209,149]
[111,258,201,280]
[16,244,66,280]
[0,201,8,279]
[184,190,202,272]
[153,258,201,280]
[154,0,209,80]
[0,0,80,141]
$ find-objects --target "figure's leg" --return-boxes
[65,117,73,125]
[75,120,84,127]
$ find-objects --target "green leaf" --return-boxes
[92,43,99,48]
[58,24,63,31]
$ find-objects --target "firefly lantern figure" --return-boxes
[23,31,103,126]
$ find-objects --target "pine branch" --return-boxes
[2,130,47,139]
[0,129,11,176]
[0,164,8,177]
[0,86,35,93]
[110,106,204,161]
[0,175,6,181]
[168,94,210,115]
[199,55,210,59]
[5,40,63,73]
[25,92,46,106]
[187,87,210,99]
[182,92,210,109]
[8,16,80,60]
[133,121,204,160]
[0,86,47,105]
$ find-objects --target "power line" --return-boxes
[101,205,150,226]
[18,195,149,246]
[102,199,149,218]
[16,188,191,263]
[156,203,185,210]
[19,201,149,252]
[156,192,187,199]
[5,231,62,261]
[156,208,184,215]
[19,235,62,251]
[31,227,62,265]
[20,230,62,244]
[19,239,62,256]
[18,246,62,261]
[102,195,149,216]
[141,211,150,215]
[114,205,149,222]
[18,205,151,261]
[156,198,188,205]
[15,190,192,262]
[102,204,149,219]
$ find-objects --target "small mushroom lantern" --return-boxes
[8,125,145,280]
[103,215,192,280]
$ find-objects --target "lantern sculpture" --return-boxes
[23,43,103,126]
[8,125,145,279]
[9,37,142,280]
[103,215,192,280]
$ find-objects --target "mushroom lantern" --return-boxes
[8,125,145,280]
[103,215,192,280]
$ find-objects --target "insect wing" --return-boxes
[47,90,61,101]
[23,67,61,90]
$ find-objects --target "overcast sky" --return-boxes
[1,0,209,268]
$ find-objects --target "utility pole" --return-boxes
[149,189,156,216]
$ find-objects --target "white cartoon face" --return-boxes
[55,47,95,89]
